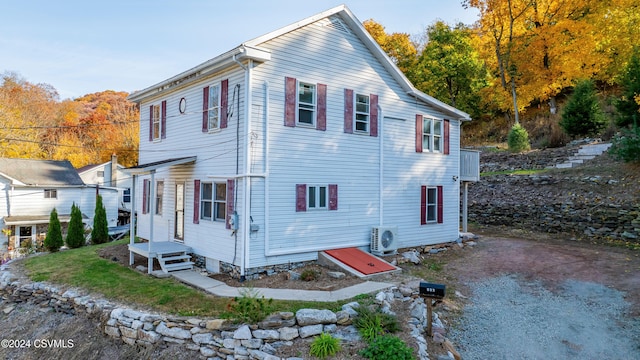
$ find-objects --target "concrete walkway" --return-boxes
[171,270,394,302]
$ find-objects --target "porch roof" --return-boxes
[124,156,197,175]
[4,213,89,226]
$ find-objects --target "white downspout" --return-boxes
[242,59,253,278]
[129,174,137,266]
[378,104,384,226]
[148,171,155,274]
[263,80,270,265]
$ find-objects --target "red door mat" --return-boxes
[324,247,396,275]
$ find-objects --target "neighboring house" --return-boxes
[77,154,133,225]
[0,158,119,258]
[126,5,478,277]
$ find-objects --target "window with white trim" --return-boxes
[424,186,437,223]
[308,185,328,210]
[423,118,443,153]
[152,104,161,140]
[208,84,221,130]
[123,188,131,203]
[298,82,316,126]
[44,189,57,199]
[355,93,369,132]
[155,181,164,215]
[201,182,226,221]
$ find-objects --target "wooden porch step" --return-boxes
[159,254,191,262]
[162,262,195,272]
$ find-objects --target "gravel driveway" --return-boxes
[444,233,640,360]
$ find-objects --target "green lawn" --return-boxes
[24,239,340,317]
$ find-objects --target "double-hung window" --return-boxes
[420,185,443,225]
[355,94,369,132]
[201,182,226,221]
[123,188,131,203]
[308,185,328,210]
[298,82,316,126]
[422,118,443,153]
[208,84,221,130]
[424,186,437,223]
[152,104,161,140]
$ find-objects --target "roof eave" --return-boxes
[127,46,271,104]
[408,89,472,121]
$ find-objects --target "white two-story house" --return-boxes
[126,5,475,277]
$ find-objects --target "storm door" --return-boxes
[174,182,185,241]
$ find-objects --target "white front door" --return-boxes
[175,182,185,241]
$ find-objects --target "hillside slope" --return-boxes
[468,144,640,247]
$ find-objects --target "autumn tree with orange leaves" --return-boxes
[0,72,139,168]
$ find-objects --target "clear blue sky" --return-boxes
[0,1,479,100]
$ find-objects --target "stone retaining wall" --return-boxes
[468,174,640,243]
[470,201,640,241]
[0,270,441,360]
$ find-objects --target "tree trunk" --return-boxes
[510,76,520,124]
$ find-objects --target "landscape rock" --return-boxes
[295,308,336,325]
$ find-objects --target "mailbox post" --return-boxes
[419,282,446,337]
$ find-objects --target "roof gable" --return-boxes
[0,158,85,186]
[128,4,470,121]
[77,161,125,175]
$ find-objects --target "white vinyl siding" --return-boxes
[134,13,463,270]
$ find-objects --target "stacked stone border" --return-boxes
[0,268,452,360]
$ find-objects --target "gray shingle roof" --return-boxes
[0,158,85,186]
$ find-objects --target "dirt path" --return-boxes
[447,233,640,315]
[443,231,640,359]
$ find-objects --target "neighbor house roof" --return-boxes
[127,4,471,121]
[0,158,85,186]
[76,161,125,175]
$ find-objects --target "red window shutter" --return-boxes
[416,114,423,153]
[202,86,209,132]
[148,105,153,142]
[437,186,444,224]
[142,179,149,214]
[420,185,427,225]
[193,180,200,224]
[161,100,167,139]
[443,119,450,155]
[226,179,234,229]
[328,184,338,210]
[221,79,229,129]
[284,77,296,127]
[344,89,353,133]
[370,94,378,137]
[317,83,327,131]
[296,184,306,212]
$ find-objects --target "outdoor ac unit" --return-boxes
[371,226,398,256]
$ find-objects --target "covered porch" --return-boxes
[124,156,197,274]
